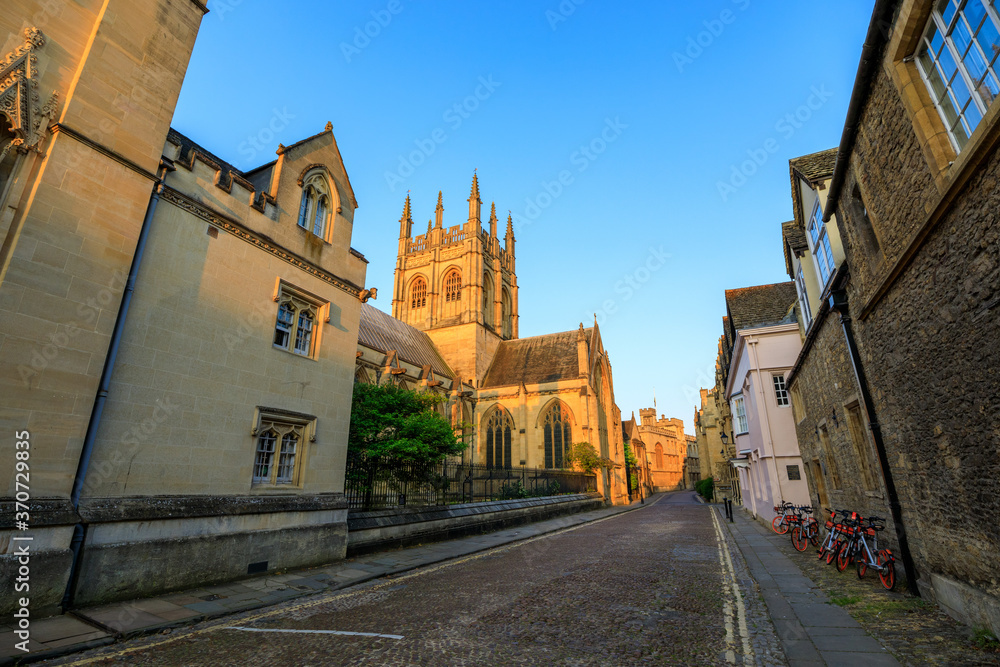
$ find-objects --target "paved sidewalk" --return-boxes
[1,496,650,666]
[718,504,900,666]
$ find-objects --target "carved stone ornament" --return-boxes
[0,27,59,161]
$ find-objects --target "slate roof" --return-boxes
[168,128,246,179]
[725,282,798,332]
[789,148,838,183]
[358,304,453,378]
[481,329,589,388]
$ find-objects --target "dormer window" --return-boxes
[807,199,835,288]
[297,171,332,241]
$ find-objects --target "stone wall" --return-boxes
[831,8,1000,633]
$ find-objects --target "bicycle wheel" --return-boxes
[808,520,820,546]
[836,540,853,572]
[857,550,868,579]
[817,539,828,560]
[791,525,808,552]
[878,550,896,591]
[826,540,840,565]
[772,515,789,535]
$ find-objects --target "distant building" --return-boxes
[685,434,699,489]
[636,409,687,492]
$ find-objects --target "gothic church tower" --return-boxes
[392,173,518,386]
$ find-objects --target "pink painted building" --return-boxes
[723,284,811,523]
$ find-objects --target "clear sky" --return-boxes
[172,1,875,434]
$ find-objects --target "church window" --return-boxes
[501,288,512,338]
[0,123,20,207]
[273,283,323,359]
[444,269,462,303]
[654,443,664,469]
[297,170,333,241]
[543,402,572,469]
[483,407,514,469]
[482,272,494,327]
[252,409,313,486]
[411,277,427,309]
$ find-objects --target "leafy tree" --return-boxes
[348,382,466,463]
[567,442,616,474]
[623,442,638,467]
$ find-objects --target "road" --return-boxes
[56,492,754,666]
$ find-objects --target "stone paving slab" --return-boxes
[1,497,644,666]
[719,505,900,666]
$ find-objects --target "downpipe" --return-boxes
[61,181,163,610]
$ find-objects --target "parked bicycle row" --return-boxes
[771,501,896,591]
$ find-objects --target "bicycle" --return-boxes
[852,515,896,591]
[790,506,819,552]
[816,508,849,562]
[771,501,795,534]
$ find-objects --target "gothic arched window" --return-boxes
[444,269,462,303]
[655,443,664,469]
[501,287,512,339]
[0,122,21,207]
[297,170,333,241]
[410,277,427,309]
[543,402,573,469]
[482,272,494,327]
[483,407,514,469]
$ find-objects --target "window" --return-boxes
[807,199,836,287]
[916,0,1000,151]
[818,424,841,489]
[654,443,664,469]
[795,265,813,328]
[501,288,512,338]
[810,459,829,507]
[410,277,427,309]
[297,171,333,240]
[773,374,790,407]
[850,185,881,256]
[732,395,748,434]
[444,269,462,303]
[251,409,314,486]
[482,272,494,327]
[543,402,572,469]
[483,407,513,469]
[0,123,19,207]
[273,283,324,358]
[846,403,879,492]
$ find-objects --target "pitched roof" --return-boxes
[358,304,452,378]
[481,329,589,388]
[725,282,798,331]
[781,220,808,277]
[789,148,838,183]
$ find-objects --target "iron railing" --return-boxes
[345,452,598,511]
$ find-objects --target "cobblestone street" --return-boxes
[46,493,764,666]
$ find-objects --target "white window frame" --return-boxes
[772,374,790,407]
[806,199,835,289]
[732,394,749,435]
[251,408,314,487]
[272,281,327,359]
[915,0,1000,152]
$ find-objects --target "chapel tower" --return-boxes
[392,173,518,386]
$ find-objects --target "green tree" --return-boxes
[348,382,466,463]
[567,442,616,474]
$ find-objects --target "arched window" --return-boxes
[483,407,514,469]
[297,170,333,240]
[410,277,427,309]
[543,402,572,469]
[482,272,494,327]
[654,444,664,469]
[273,295,318,358]
[444,269,462,303]
[0,122,21,206]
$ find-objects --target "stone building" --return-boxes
[685,434,699,489]
[805,0,1000,634]
[723,283,810,521]
[635,409,687,492]
[694,387,726,486]
[622,414,652,499]
[358,180,629,505]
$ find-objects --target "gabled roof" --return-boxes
[358,304,452,378]
[482,329,589,388]
[781,220,808,277]
[725,282,798,332]
[789,148,838,183]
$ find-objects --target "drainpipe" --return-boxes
[829,287,920,595]
[61,180,164,609]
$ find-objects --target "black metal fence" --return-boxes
[345,452,598,511]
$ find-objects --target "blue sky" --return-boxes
[172,1,874,434]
